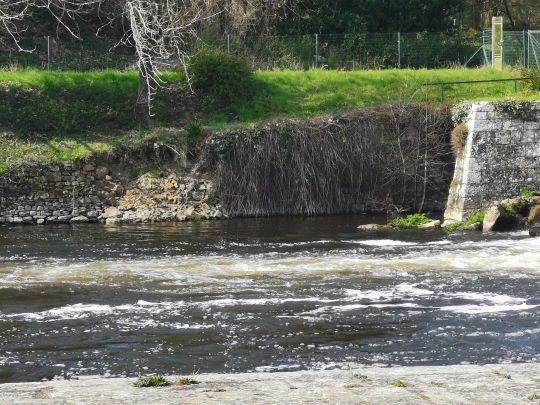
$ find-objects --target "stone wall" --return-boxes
[0,162,224,225]
[0,163,118,225]
[445,101,540,221]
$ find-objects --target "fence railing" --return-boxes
[410,77,540,102]
[1,30,539,72]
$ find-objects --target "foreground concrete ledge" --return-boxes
[1,363,539,404]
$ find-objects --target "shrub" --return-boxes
[450,122,468,157]
[389,213,431,229]
[134,375,169,388]
[189,49,255,107]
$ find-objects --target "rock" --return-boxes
[82,164,95,172]
[357,224,392,231]
[530,222,540,237]
[442,220,460,228]
[528,205,540,224]
[57,215,72,223]
[482,206,518,233]
[36,219,45,225]
[103,207,122,219]
[463,222,482,231]
[418,220,441,230]
[112,184,125,197]
[95,167,109,180]
[70,215,89,223]
[176,213,187,222]
[105,217,122,225]
[10,217,23,224]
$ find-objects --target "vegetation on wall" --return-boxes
[204,104,454,216]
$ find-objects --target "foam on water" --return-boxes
[0,221,538,382]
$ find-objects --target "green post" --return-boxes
[522,30,526,66]
[514,80,518,93]
[440,86,445,103]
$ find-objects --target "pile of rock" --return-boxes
[100,173,225,224]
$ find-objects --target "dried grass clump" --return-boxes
[451,122,468,158]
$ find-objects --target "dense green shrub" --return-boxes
[189,49,255,106]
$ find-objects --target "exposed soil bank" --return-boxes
[1,363,538,404]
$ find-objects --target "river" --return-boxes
[0,216,539,383]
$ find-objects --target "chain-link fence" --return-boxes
[1,30,539,71]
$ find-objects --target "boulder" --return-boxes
[530,222,540,237]
[103,207,122,219]
[528,205,540,224]
[105,217,122,225]
[463,222,482,231]
[70,215,89,223]
[442,220,460,228]
[482,206,518,233]
[418,220,441,230]
[357,224,392,231]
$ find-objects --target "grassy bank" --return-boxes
[0,67,539,173]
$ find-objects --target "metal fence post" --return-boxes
[315,33,319,68]
[47,36,51,71]
[522,30,526,67]
[227,34,231,54]
[397,32,401,68]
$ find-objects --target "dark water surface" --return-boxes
[0,216,539,383]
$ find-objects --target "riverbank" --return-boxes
[1,363,539,404]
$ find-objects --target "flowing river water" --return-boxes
[0,216,539,384]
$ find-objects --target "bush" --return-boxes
[189,49,255,106]
[389,213,431,229]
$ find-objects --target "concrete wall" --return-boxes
[445,101,540,221]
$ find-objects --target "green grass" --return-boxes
[463,210,486,226]
[389,213,432,229]
[0,128,182,173]
[218,68,539,127]
[521,186,540,197]
[0,67,539,172]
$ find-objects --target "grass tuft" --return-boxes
[174,377,199,386]
[464,210,486,227]
[134,375,170,388]
[389,214,431,229]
